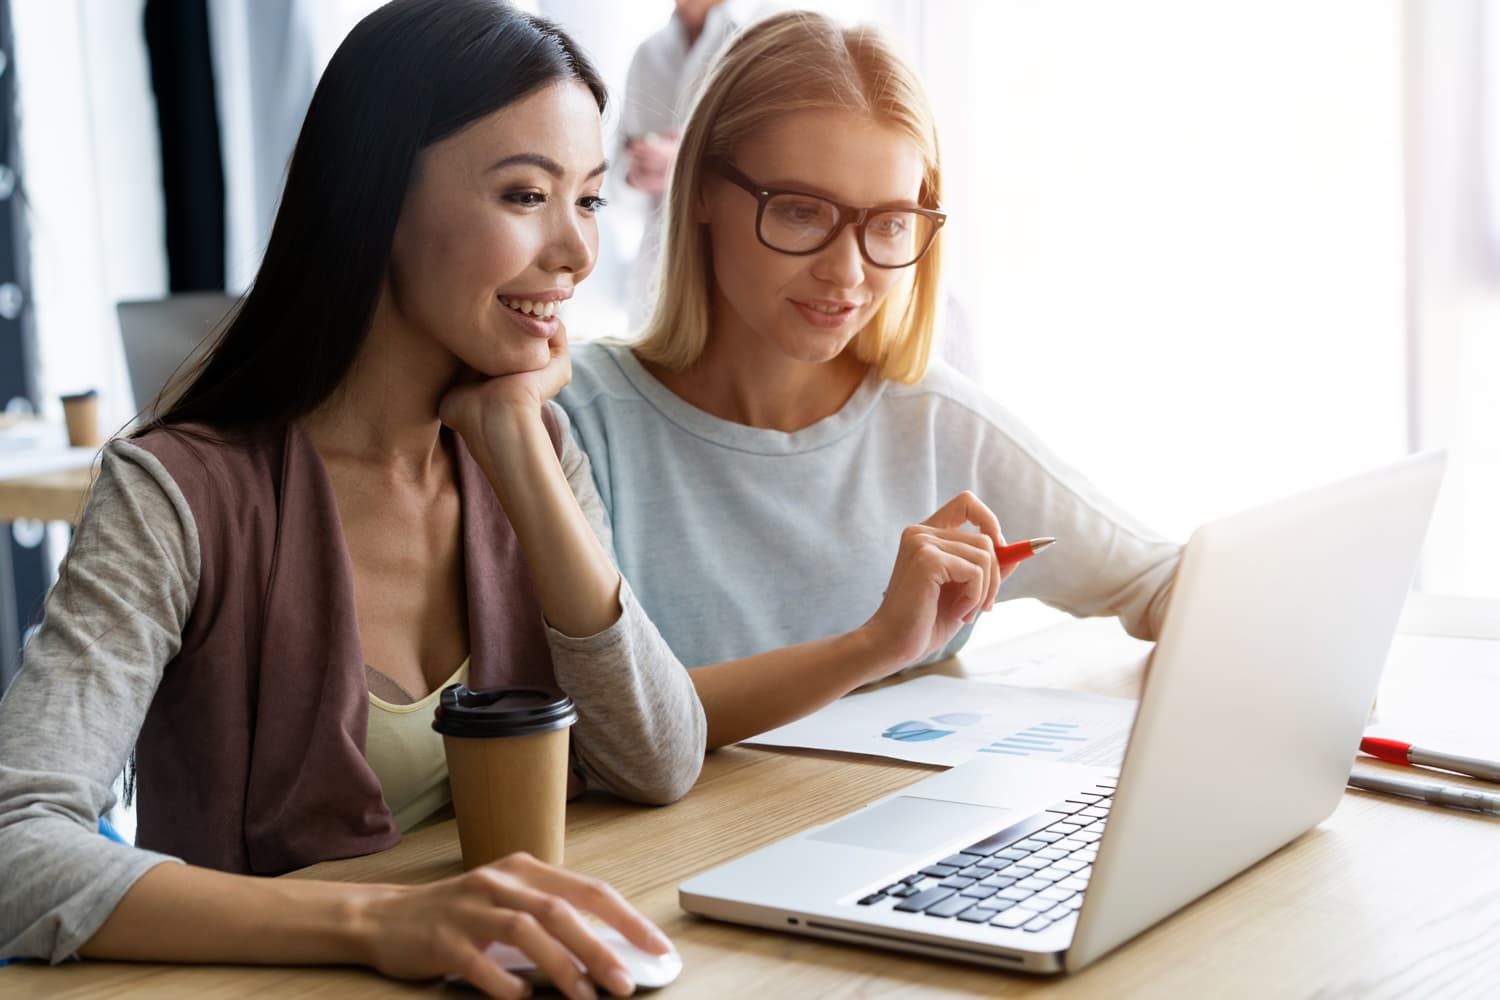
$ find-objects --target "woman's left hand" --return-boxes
[439,330,572,446]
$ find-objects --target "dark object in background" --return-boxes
[144,0,225,293]
[0,0,45,695]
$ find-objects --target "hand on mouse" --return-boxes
[487,923,683,992]
[350,851,673,999]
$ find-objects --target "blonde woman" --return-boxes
[558,11,1181,748]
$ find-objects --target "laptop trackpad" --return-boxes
[809,796,1011,855]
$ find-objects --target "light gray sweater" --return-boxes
[0,407,705,962]
[558,341,1182,669]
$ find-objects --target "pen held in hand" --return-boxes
[1359,736,1500,784]
[1347,770,1500,815]
[995,536,1056,567]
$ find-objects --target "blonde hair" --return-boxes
[633,10,944,384]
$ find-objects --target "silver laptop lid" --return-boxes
[1066,451,1445,970]
[116,293,237,415]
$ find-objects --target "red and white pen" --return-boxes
[994,536,1056,567]
[1359,737,1500,784]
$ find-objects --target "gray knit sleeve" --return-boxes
[0,441,199,962]
[542,405,705,804]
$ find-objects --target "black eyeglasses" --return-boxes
[713,161,945,269]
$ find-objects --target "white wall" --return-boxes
[13,0,165,429]
[1405,0,1500,598]
[919,1,1408,541]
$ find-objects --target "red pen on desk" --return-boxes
[1359,737,1500,784]
[994,536,1056,566]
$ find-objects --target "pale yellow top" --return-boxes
[366,659,469,833]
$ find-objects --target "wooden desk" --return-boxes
[0,465,95,523]
[7,631,1499,998]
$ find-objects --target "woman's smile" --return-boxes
[498,292,570,338]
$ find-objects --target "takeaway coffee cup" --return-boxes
[432,685,577,869]
[60,389,103,448]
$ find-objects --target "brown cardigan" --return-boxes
[130,417,562,875]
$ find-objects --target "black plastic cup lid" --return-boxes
[432,685,578,739]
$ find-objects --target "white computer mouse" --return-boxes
[483,922,683,992]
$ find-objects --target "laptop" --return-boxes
[116,293,237,414]
[680,452,1446,974]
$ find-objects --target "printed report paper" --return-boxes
[742,674,1138,768]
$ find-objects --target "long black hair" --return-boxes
[145,0,606,433]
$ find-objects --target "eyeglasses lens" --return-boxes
[761,194,934,267]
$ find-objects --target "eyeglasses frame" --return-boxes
[711,160,946,270]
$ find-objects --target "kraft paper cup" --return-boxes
[60,390,103,448]
[433,686,577,869]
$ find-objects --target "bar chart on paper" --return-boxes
[983,722,1088,756]
[744,675,1137,767]
[980,720,1131,765]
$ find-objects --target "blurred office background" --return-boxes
[2,0,1496,687]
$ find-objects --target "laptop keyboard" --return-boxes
[855,776,1116,934]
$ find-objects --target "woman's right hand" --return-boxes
[354,851,672,999]
[862,491,1009,669]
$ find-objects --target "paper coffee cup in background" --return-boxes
[432,685,577,869]
[60,389,103,448]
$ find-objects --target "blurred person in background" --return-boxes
[616,0,748,327]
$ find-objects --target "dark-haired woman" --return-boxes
[0,2,693,995]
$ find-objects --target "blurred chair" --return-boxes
[116,292,238,418]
